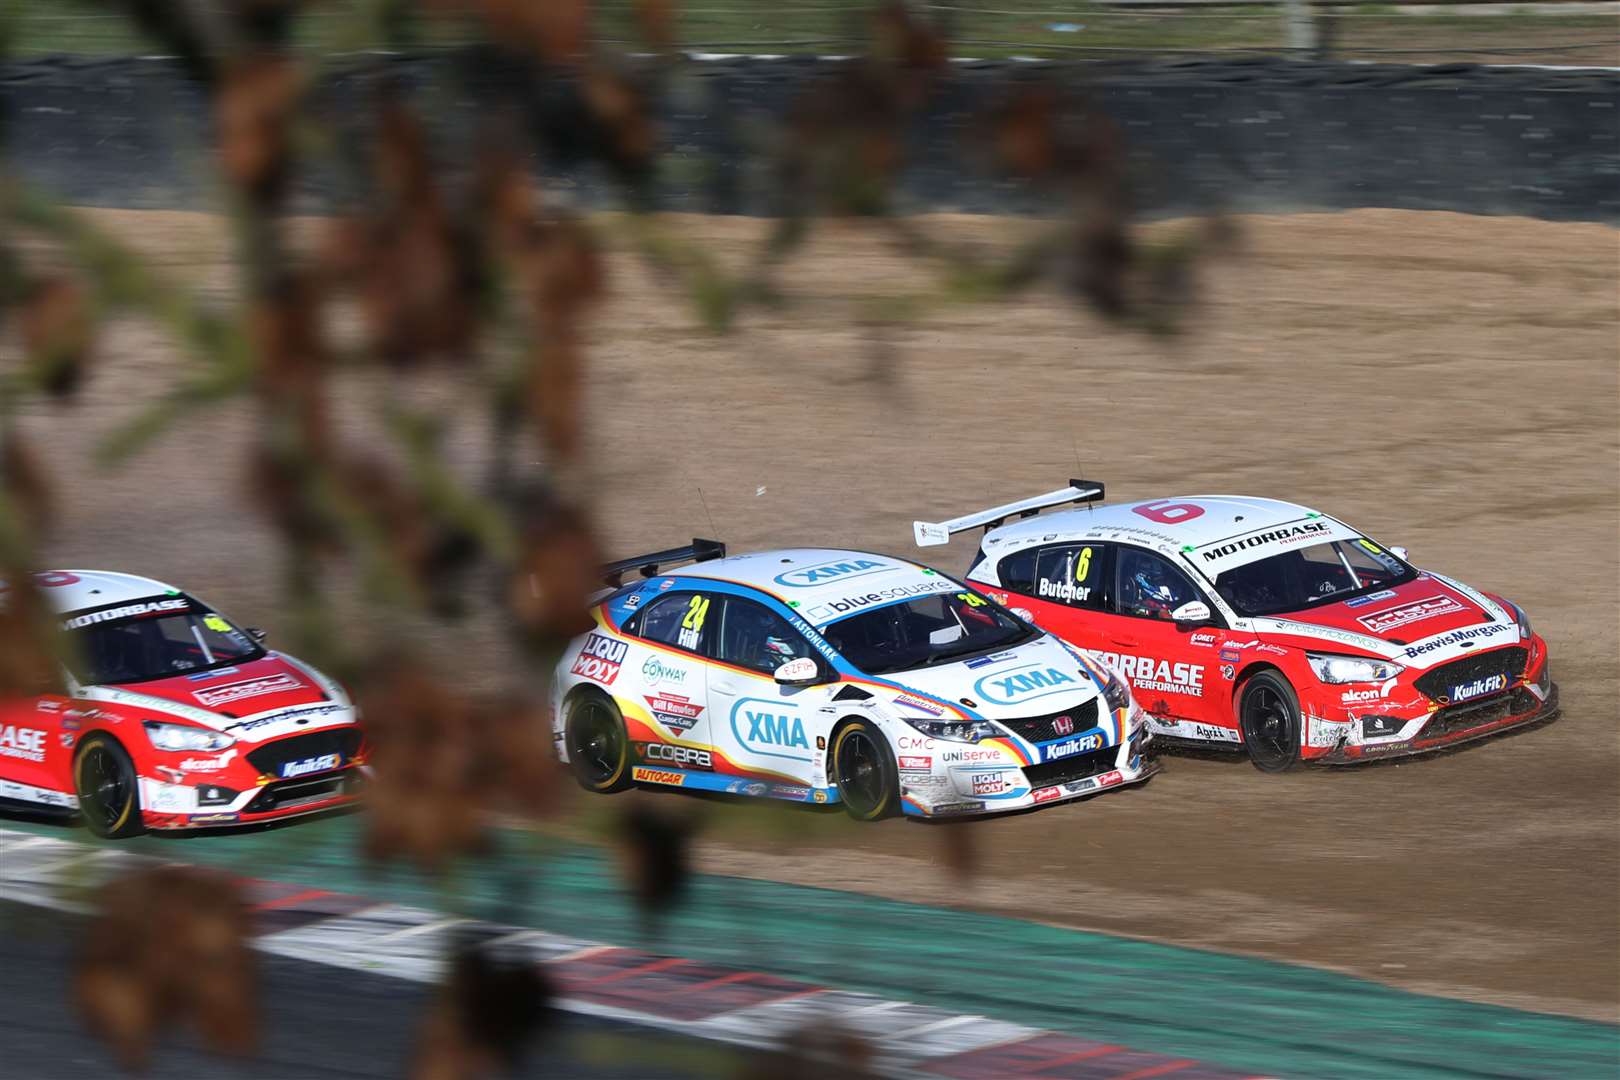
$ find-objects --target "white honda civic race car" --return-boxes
[551,541,1156,819]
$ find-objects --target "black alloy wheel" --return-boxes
[74,734,144,838]
[565,694,632,793]
[1239,671,1302,773]
[831,720,898,821]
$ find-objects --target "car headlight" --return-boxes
[904,717,998,743]
[1099,666,1133,713]
[1306,652,1404,685]
[143,721,235,752]
[1505,600,1533,642]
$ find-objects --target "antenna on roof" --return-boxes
[696,486,719,540]
[1070,436,1094,514]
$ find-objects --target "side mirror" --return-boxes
[247,627,268,644]
[1171,601,1212,627]
[774,657,821,686]
[1389,546,1409,562]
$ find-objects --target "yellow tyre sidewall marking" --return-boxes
[75,738,135,832]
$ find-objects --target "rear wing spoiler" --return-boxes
[602,538,726,587]
[912,480,1104,547]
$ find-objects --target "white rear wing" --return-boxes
[913,480,1105,547]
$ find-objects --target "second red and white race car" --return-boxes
[0,570,365,836]
[915,483,1558,770]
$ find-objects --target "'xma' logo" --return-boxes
[730,699,814,762]
[773,558,890,588]
[976,665,1077,705]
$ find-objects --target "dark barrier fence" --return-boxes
[3,54,1616,220]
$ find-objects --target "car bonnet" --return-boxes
[867,633,1104,722]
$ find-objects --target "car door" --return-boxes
[991,541,1115,654]
[1093,544,1222,725]
[0,687,72,803]
[621,590,714,775]
[705,594,833,791]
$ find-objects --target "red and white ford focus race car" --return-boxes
[0,570,365,836]
[915,483,1558,770]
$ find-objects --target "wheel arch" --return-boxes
[558,682,615,761]
[1230,660,1290,737]
[71,729,144,837]
[825,713,899,820]
[826,713,880,760]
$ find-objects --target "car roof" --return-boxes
[24,570,184,615]
[983,496,1333,551]
[669,547,953,624]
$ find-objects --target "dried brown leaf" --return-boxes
[508,496,598,646]
[1,430,53,537]
[76,866,257,1070]
[427,0,590,67]
[634,0,677,53]
[19,276,94,398]
[217,54,302,202]
[0,572,64,697]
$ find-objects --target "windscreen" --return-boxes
[63,597,264,686]
[1212,538,1415,618]
[823,589,1033,675]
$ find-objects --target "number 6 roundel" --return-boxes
[1132,500,1205,525]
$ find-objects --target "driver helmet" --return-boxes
[1131,560,1177,612]
[764,636,797,664]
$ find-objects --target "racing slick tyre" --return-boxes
[1238,671,1303,773]
[73,734,145,839]
[565,692,633,794]
[830,719,899,821]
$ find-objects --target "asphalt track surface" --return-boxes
[0,898,755,1080]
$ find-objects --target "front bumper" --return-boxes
[139,765,367,830]
[900,748,1158,818]
[1316,682,1559,764]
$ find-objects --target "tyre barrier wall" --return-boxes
[2,54,1616,220]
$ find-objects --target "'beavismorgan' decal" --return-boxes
[1400,622,1513,659]
[632,767,684,786]
[1091,651,1204,697]
[193,673,304,708]
[0,724,47,762]
[62,597,190,630]
[571,632,628,685]
[1357,594,1465,634]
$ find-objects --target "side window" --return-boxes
[1115,548,1201,620]
[1032,543,1109,610]
[637,592,716,656]
[996,548,1036,592]
[716,597,817,676]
